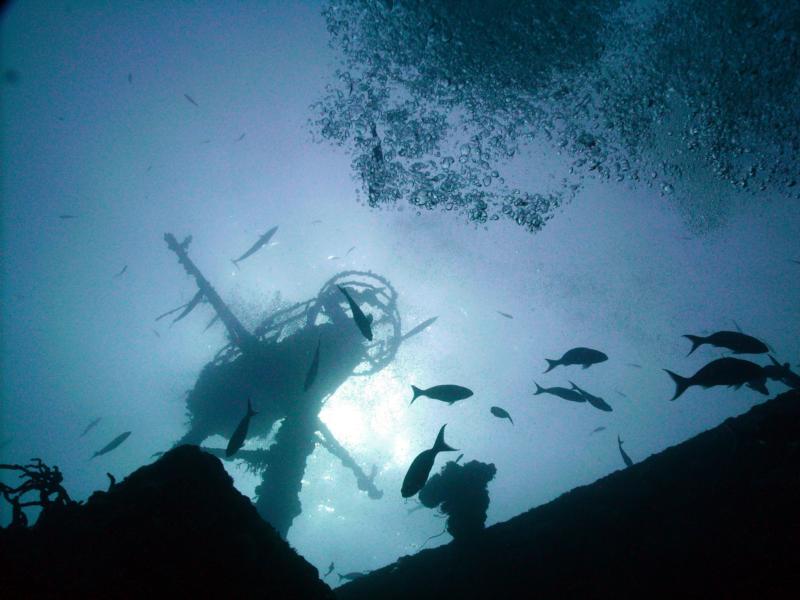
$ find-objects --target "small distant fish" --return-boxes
[683,331,768,355]
[490,406,513,424]
[113,265,128,278]
[172,289,204,323]
[791,259,800,265]
[234,132,246,142]
[496,311,514,319]
[226,397,257,457]
[311,219,323,224]
[544,347,608,372]
[127,72,132,84]
[59,214,78,219]
[664,357,768,401]
[590,426,606,435]
[3,68,21,84]
[614,389,628,398]
[401,425,457,498]
[345,246,356,256]
[152,329,161,338]
[410,384,473,406]
[201,139,211,144]
[184,93,199,107]
[91,431,131,459]
[203,313,220,332]
[533,382,586,403]
[324,562,335,577]
[231,226,278,269]
[401,316,438,341]
[338,571,369,582]
[338,286,373,341]
[568,381,613,412]
[304,337,321,392]
[79,417,101,438]
[626,363,643,369]
[617,435,634,468]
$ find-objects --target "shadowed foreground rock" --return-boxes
[0,445,332,598]
[339,389,800,599]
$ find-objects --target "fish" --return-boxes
[401,424,457,497]
[762,355,800,389]
[664,357,768,401]
[127,72,132,84]
[172,289,204,323]
[324,562,335,577]
[304,337,321,392]
[59,214,78,219]
[338,286,373,341]
[617,435,634,468]
[544,347,608,372]
[91,431,131,459]
[490,406,513,424]
[184,93,199,107]
[614,389,628,398]
[203,313,220,332]
[568,381,613,412]
[533,382,586,403]
[151,329,161,338]
[226,397,257,457]
[311,219,323,224]
[410,384,473,406]
[401,316,438,341]
[683,330,769,355]
[235,132,246,142]
[338,571,369,582]
[590,426,606,435]
[345,246,356,255]
[791,259,800,265]
[79,417,101,438]
[113,265,128,278]
[496,311,514,319]
[231,226,278,269]
[626,363,643,369]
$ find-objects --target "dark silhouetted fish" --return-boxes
[311,219,323,224]
[235,132,246,142]
[338,285,373,341]
[590,426,606,435]
[490,406,513,424]
[91,431,131,459]
[614,389,628,398]
[401,425,457,497]
[791,259,800,265]
[203,313,220,332]
[226,397,257,457]
[497,311,514,319]
[324,562,335,577]
[410,384,473,406]
[569,381,613,412]
[617,435,634,468]
[401,316,438,341]
[113,265,128,278]
[763,355,800,389]
[345,246,356,255]
[533,382,586,403]
[544,347,608,372]
[626,363,643,369]
[231,226,278,269]
[304,337,321,392]
[59,214,78,219]
[80,417,101,438]
[338,571,369,582]
[184,93,199,107]
[127,72,132,84]
[664,357,768,401]
[152,329,161,338]
[172,289,204,323]
[683,330,768,355]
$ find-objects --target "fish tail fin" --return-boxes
[433,424,457,453]
[664,369,690,401]
[231,259,240,271]
[533,382,545,395]
[410,385,423,405]
[683,335,704,356]
[544,359,558,373]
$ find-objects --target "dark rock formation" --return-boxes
[338,389,800,598]
[0,445,333,598]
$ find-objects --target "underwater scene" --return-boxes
[2,0,799,590]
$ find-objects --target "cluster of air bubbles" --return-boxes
[311,0,800,234]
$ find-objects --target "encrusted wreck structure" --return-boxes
[163,233,409,537]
